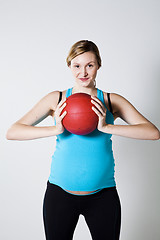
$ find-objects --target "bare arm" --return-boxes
[91,93,160,140]
[6,91,67,140]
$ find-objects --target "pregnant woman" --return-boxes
[6,40,160,240]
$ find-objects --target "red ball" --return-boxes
[61,93,98,135]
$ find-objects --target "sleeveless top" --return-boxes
[48,88,116,191]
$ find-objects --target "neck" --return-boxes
[72,84,97,95]
[72,87,97,96]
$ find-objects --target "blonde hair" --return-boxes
[66,40,102,68]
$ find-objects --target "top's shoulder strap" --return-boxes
[66,88,72,98]
[107,93,113,114]
[58,91,62,104]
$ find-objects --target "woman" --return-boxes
[6,40,160,240]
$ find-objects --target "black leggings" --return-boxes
[43,181,121,240]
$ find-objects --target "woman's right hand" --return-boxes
[54,98,67,134]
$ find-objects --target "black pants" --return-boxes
[43,181,121,240]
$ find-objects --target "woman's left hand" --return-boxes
[91,96,107,132]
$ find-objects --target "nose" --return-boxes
[81,67,88,77]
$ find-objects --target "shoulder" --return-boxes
[103,91,129,119]
[103,91,127,107]
[103,91,145,122]
[103,91,121,109]
[45,91,59,109]
[47,89,68,111]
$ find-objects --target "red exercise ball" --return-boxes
[61,93,98,135]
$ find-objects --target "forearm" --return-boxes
[104,123,160,140]
[6,124,60,140]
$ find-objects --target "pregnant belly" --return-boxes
[51,153,114,191]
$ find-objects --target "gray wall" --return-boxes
[1,0,160,239]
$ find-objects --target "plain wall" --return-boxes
[1,0,160,239]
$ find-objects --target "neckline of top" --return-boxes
[70,87,98,98]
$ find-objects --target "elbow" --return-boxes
[154,130,160,140]
[144,123,160,140]
[151,128,160,140]
[6,128,14,140]
[6,125,18,140]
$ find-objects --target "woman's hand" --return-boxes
[91,96,107,133]
[91,93,160,140]
[54,98,67,134]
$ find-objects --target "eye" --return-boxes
[75,65,79,68]
[88,64,93,67]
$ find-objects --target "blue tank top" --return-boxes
[48,88,116,191]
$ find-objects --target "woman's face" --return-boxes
[69,51,99,87]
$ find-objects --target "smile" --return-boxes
[79,78,89,81]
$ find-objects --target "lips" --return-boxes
[79,78,89,81]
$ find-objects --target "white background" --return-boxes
[1,0,160,239]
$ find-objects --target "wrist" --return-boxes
[100,124,113,134]
[106,124,113,134]
[54,126,64,135]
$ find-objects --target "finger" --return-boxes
[91,96,106,112]
[91,95,101,102]
[55,102,66,118]
[91,99,105,115]
[92,106,102,117]
[60,110,67,119]
[58,97,67,107]
[91,96,104,109]
[59,102,67,113]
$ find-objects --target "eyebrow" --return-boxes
[72,61,96,65]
